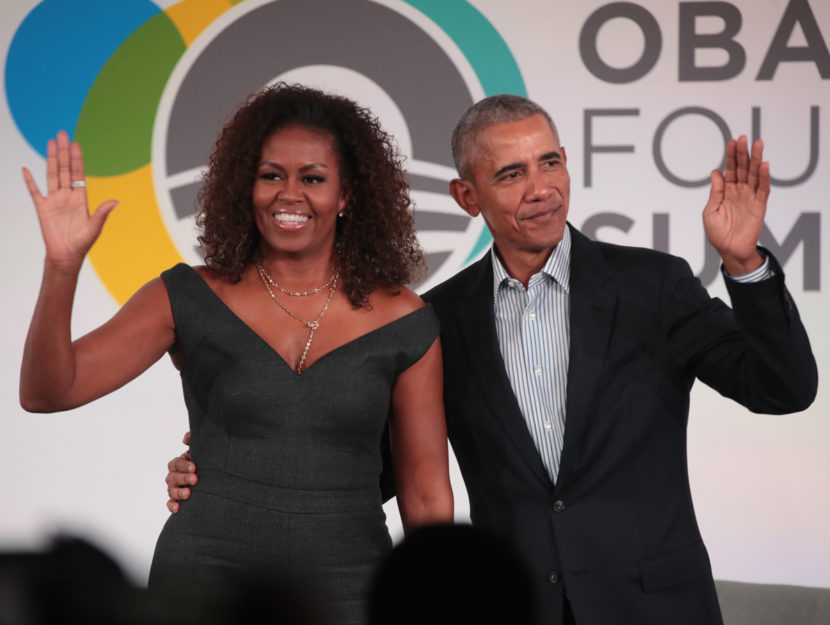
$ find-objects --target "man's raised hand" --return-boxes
[703,135,769,275]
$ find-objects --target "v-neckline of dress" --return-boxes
[181,265,429,375]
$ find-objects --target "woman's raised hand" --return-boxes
[22,130,118,266]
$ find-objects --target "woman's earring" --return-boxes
[338,211,345,218]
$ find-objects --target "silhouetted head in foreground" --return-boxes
[369,523,537,625]
[0,536,323,625]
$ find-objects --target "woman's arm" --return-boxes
[19,131,175,412]
[389,337,453,532]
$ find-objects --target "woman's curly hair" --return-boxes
[197,83,424,307]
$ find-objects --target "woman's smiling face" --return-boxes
[252,124,347,261]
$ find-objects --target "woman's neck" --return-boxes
[256,251,338,292]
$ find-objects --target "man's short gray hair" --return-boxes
[451,94,558,180]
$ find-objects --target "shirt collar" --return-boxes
[491,225,572,297]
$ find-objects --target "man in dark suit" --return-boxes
[421,95,816,624]
[167,95,816,625]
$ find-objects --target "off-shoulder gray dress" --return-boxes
[149,264,439,624]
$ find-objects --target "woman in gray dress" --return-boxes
[20,84,453,624]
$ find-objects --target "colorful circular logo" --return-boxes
[6,0,525,304]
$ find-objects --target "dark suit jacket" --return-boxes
[422,224,817,625]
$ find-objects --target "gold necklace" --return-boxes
[255,263,339,374]
[256,263,337,296]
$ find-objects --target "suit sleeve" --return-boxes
[660,249,817,414]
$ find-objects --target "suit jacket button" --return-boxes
[549,572,561,584]
[553,500,566,512]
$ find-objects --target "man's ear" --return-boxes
[449,178,480,217]
[561,146,567,164]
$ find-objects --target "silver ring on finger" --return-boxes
[70,180,87,189]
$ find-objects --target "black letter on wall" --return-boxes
[679,2,746,81]
[761,213,821,290]
[757,0,830,79]
[653,107,731,187]
[580,213,635,241]
[752,106,820,187]
[580,2,662,83]
[583,108,639,187]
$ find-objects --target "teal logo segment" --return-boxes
[405,0,527,261]
[405,0,525,97]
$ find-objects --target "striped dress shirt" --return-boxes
[492,228,770,485]
[492,227,572,484]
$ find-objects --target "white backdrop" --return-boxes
[1,0,828,588]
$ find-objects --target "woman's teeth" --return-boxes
[274,213,310,224]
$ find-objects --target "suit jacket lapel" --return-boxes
[455,254,554,491]
[556,226,617,489]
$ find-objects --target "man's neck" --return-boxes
[494,245,556,289]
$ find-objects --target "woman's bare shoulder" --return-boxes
[191,264,244,296]
[368,286,426,321]
[192,264,218,283]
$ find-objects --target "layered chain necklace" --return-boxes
[256,263,339,374]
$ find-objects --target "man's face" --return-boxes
[453,114,570,260]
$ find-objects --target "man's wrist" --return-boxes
[722,249,772,283]
[721,249,764,276]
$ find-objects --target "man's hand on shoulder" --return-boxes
[165,431,197,514]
